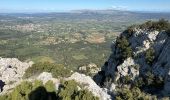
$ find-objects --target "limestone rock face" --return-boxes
[94,28,170,97]
[0,58,33,94]
[151,38,170,96]
[0,58,33,83]
[68,72,112,100]
[117,58,139,80]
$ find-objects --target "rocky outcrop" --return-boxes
[36,72,112,100]
[68,72,112,100]
[94,25,170,98]
[0,58,33,93]
[78,63,100,75]
[116,58,139,80]
[1,72,60,95]
[0,58,33,83]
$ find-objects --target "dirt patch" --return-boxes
[85,33,105,43]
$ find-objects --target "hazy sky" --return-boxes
[0,0,170,12]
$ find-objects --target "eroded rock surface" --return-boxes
[0,58,33,83]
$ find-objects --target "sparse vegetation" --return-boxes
[24,62,72,78]
[139,19,169,31]
[0,80,98,100]
[0,80,56,100]
[115,87,156,100]
[58,80,99,100]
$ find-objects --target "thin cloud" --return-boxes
[111,5,128,10]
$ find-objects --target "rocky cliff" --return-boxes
[94,19,170,99]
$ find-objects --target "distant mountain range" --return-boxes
[0,9,170,21]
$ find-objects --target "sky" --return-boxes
[0,0,170,13]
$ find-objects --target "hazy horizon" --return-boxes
[0,0,170,13]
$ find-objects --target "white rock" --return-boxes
[37,72,53,84]
[110,83,116,92]
[68,72,112,100]
[37,72,60,90]
[117,58,134,75]
[78,63,100,74]
[0,58,32,83]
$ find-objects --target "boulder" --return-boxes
[37,72,60,90]
[37,72,53,84]
[0,58,33,84]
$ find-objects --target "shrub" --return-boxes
[0,95,10,100]
[0,80,98,100]
[145,48,155,65]
[75,89,99,100]
[119,75,132,85]
[145,71,155,86]
[115,87,154,100]
[58,80,98,100]
[124,26,135,37]
[116,36,132,61]
[125,19,170,37]
[45,80,56,92]
[154,19,169,30]
[143,71,164,88]
[139,19,169,31]
[24,62,71,78]
[133,77,144,88]
[153,76,164,87]
[10,81,33,100]
[32,80,43,90]
[5,80,56,100]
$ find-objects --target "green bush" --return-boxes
[139,19,169,31]
[0,80,56,100]
[138,71,164,91]
[32,80,43,90]
[115,87,155,100]
[24,62,71,78]
[145,71,155,86]
[124,26,135,37]
[116,36,132,61]
[0,95,10,100]
[145,48,155,65]
[45,80,56,92]
[133,77,144,88]
[118,75,132,85]
[58,80,99,100]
